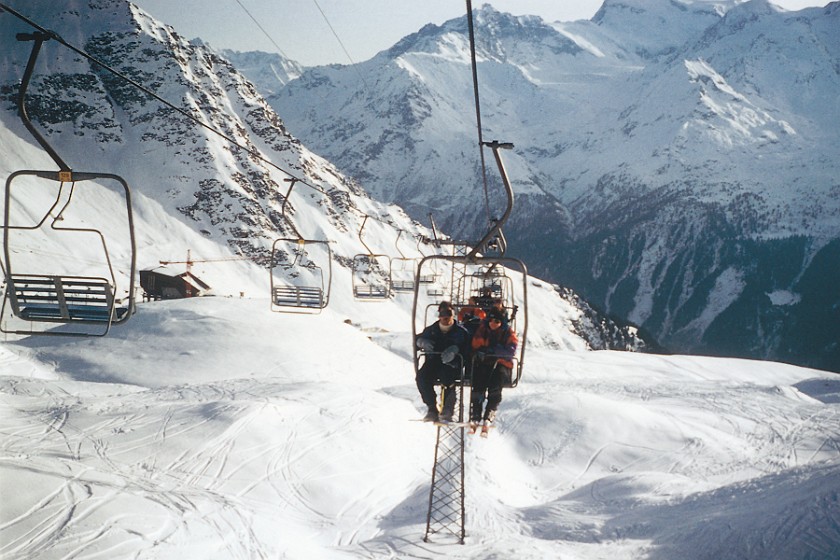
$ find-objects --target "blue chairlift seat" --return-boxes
[272,284,324,309]
[353,283,390,299]
[9,275,126,323]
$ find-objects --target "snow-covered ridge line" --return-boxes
[266,1,840,373]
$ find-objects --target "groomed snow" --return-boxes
[1,295,838,559]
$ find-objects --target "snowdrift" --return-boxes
[1,296,838,559]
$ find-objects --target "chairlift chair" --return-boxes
[390,257,417,293]
[1,33,136,336]
[412,254,527,389]
[422,251,450,298]
[269,177,333,313]
[270,237,331,313]
[352,254,392,300]
[351,215,392,301]
[390,230,417,293]
[1,170,137,337]
[411,138,528,389]
[415,237,438,285]
[457,264,514,311]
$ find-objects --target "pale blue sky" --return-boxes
[131,0,829,66]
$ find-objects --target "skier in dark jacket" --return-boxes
[416,301,470,422]
[470,306,518,431]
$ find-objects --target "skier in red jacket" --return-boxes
[469,306,517,433]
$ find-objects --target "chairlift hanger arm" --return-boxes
[424,213,442,247]
[16,31,71,172]
[358,214,376,255]
[280,177,303,240]
[468,141,515,260]
[394,229,408,259]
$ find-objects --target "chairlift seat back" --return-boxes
[353,284,390,299]
[272,284,324,309]
[392,279,415,292]
[8,274,126,324]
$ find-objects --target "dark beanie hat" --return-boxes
[488,307,506,322]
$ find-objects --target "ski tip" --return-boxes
[478,422,495,437]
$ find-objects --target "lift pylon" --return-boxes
[424,422,466,543]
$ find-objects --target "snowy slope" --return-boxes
[1,296,839,559]
[268,1,840,372]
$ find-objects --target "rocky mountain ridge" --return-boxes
[0,0,645,352]
[262,1,840,371]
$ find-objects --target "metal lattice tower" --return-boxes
[424,386,466,543]
[451,242,470,305]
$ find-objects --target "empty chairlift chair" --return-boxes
[351,215,392,301]
[390,230,417,293]
[270,238,331,313]
[1,33,136,336]
[268,177,333,313]
[2,171,137,337]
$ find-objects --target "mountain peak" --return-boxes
[593,0,744,23]
[383,5,576,65]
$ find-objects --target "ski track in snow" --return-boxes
[1,299,839,559]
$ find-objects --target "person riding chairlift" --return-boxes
[415,301,470,423]
[470,306,518,431]
[457,296,486,337]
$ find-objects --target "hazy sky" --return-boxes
[130,0,830,66]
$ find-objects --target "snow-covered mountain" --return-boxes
[1,3,839,557]
[267,1,840,373]
[0,0,643,350]
[219,47,302,96]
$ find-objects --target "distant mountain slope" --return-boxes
[218,47,303,96]
[268,1,840,372]
[0,0,645,351]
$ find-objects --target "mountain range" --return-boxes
[0,0,642,351]
[243,0,840,372]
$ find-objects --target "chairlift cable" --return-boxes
[1,3,437,257]
[0,2,328,197]
[231,0,294,61]
[228,0,329,104]
[310,0,369,88]
[465,0,492,227]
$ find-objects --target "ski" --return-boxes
[465,421,495,436]
[434,420,472,428]
[410,418,471,427]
